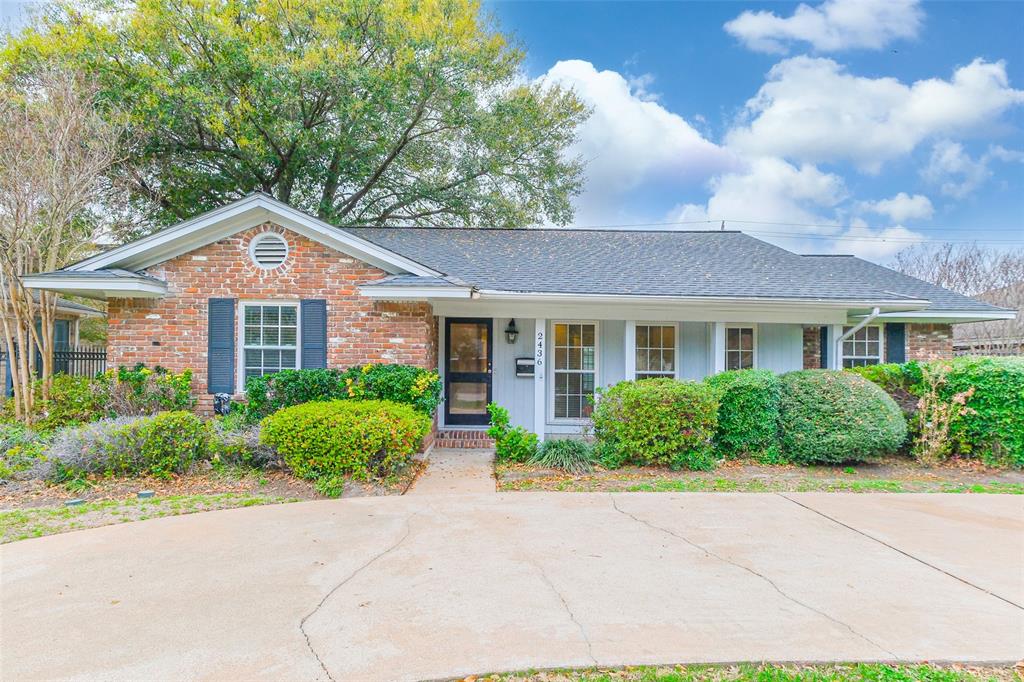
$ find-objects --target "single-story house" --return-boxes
[24,193,1014,443]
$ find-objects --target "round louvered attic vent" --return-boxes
[249,233,289,269]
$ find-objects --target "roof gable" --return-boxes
[68,193,441,278]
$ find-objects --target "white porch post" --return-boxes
[624,320,636,380]
[828,323,844,370]
[534,318,546,442]
[711,322,726,374]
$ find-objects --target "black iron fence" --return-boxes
[1,345,107,396]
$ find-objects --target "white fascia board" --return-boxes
[868,310,1017,324]
[357,285,474,299]
[67,194,442,278]
[474,289,931,310]
[23,275,167,300]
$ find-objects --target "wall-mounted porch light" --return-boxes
[505,318,519,344]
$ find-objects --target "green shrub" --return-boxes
[593,440,627,469]
[243,369,347,420]
[5,365,194,430]
[591,378,719,470]
[46,411,210,480]
[486,403,538,463]
[260,399,430,481]
[341,364,442,416]
[705,369,781,459]
[940,356,1024,467]
[846,362,924,395]
[243,364,442,422]
[779,370,907,464]
[529,438,595,474]
[0,423,48,480]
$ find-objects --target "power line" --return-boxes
[565,217,1024,233]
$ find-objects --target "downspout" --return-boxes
[834,307,880,369]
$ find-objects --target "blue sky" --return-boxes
[2,0,1022,262]
[491,0,1024,260]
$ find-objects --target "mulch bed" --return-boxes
[497,456,1024,493]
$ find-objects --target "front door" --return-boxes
[444,318,492,426]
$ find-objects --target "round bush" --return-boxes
[779,370,907,464]
[705,369,781,459]
[260,399,430,481]
[591,378,718,470]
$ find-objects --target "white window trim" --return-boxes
[548,320,600,425]
[724,324,758,371]
[237,300,301,391]
[841,323,884,367]
[632,321,679,380]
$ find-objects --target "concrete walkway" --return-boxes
[2,493,1022,681]
[408,447,495,495]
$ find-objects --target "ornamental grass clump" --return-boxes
[529,438,595,474]
[591,378,719,470]
[260,399,430,481]
[779,370,906,465]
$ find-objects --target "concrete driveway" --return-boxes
[2,492,1022,681]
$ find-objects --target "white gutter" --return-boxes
[474,289,930,309]
[835,306,880,368]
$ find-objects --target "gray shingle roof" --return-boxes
[800,255,1009,313]
[344,227,951,304]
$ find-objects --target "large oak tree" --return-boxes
[3,0,588,235]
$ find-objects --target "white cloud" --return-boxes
[724,0,923,54]
[831,220,926,260]
[922,140,1024,198]
[861,192,934,222]
[726,57,1024,173]
[539,60,738,224]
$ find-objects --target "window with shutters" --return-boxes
[842,325,882,368]
[241,303,299,380]
[249,233,289,269]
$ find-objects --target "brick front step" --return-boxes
[434,429,494,449]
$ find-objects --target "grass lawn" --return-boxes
[483,663,1018,682]
[0,492,301,543]
[497,458,1024,494]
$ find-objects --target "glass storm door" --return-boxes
[445,318,492,426]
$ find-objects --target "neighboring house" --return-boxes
[23,193,1014,441]
[953,283,1024,356]
[0,295,105,393]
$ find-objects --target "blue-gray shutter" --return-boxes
[885,323,906,363]
[207,298,235,394]
[819,326,829,369]
[301,299,327,369]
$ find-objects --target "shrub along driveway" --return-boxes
[2,493,1021,681]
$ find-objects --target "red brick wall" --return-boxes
[107,223,437,412]
[906,323,953,361]
[802,326,821,369]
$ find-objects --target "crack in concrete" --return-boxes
[777,493,1024,612]
[610,495,899,660]
[529,558,598,666]
[298,515,415,682]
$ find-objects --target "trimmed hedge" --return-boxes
[779,370,906,464]
[260,399,430,481]
[243,364,441,421]
[940,356,1024,467]
[592,378,718,470]
[705,369,781,459]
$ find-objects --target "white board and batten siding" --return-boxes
[478,318,805,437]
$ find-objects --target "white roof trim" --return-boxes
[67,193,442,278]
[473,289,931,310]
[869,310,1017,324]
[24,274,168,300]
[358,284,474,300]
